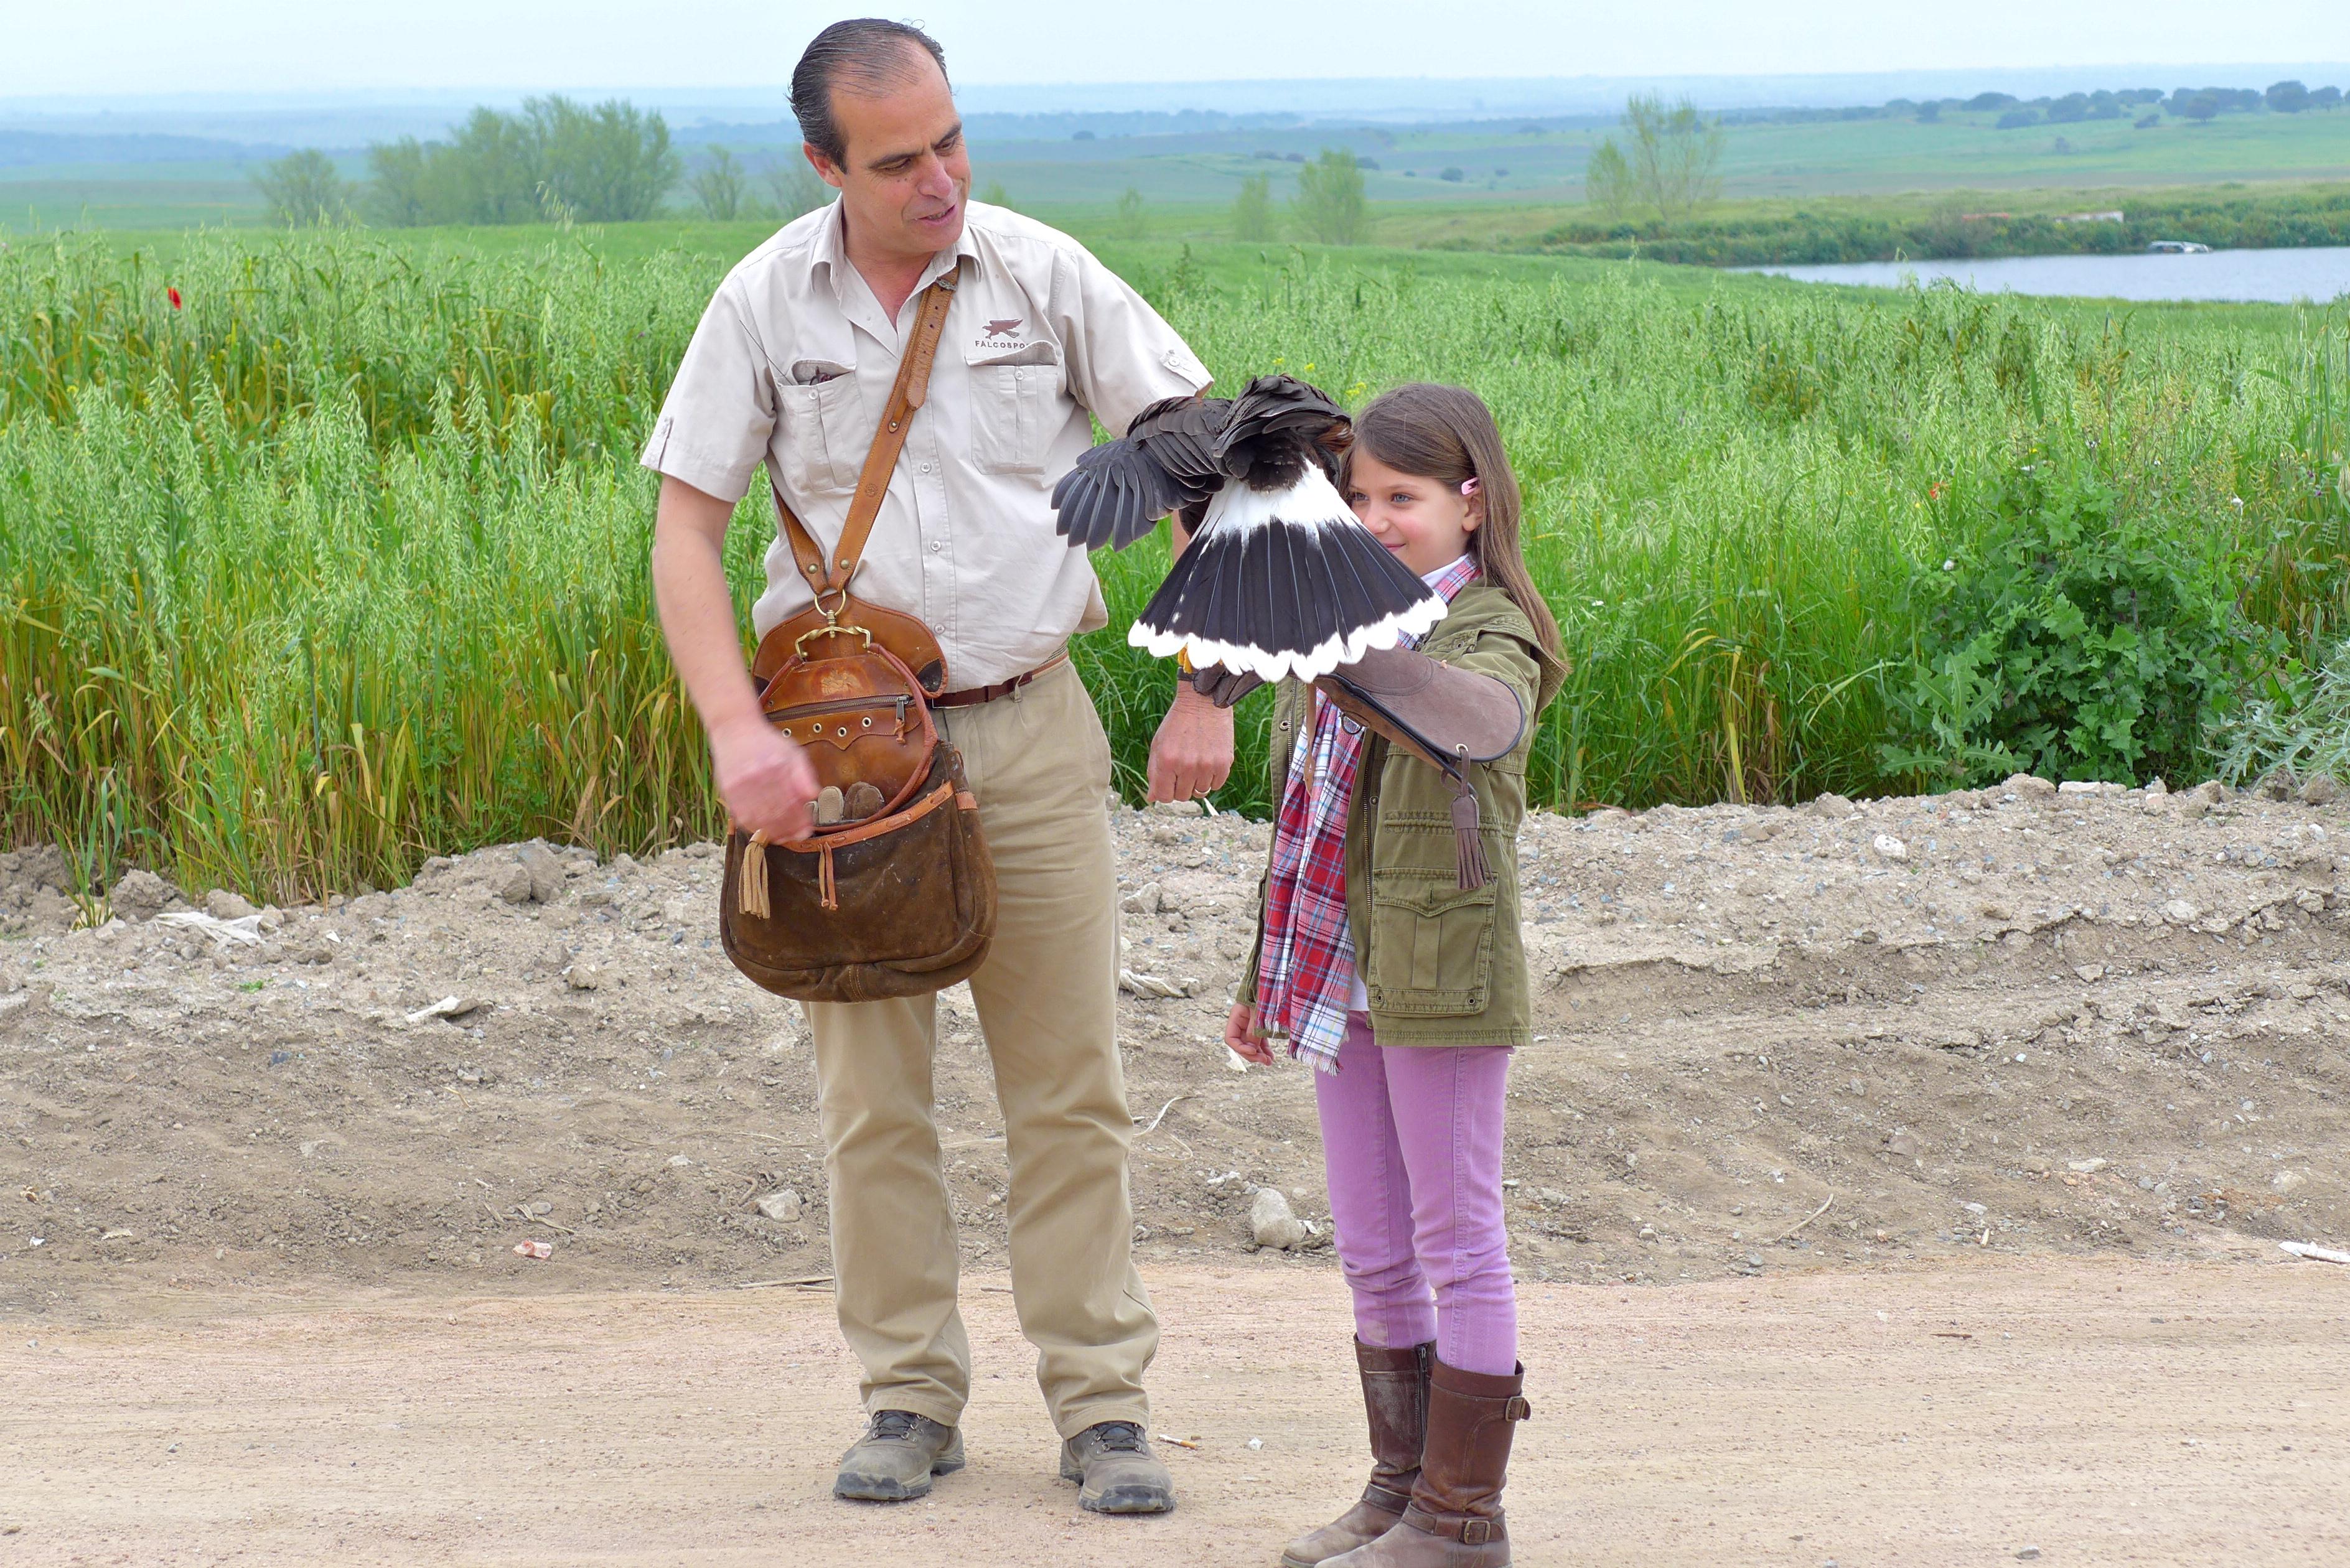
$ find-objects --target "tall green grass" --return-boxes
[2,228,2345,903]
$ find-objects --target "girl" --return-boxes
[1223,383,1568,1568]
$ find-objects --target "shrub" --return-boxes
[1115,185,1148,241]
[761,157,828,220]
[2267,80,2311,114]
[1586,142,1634,221]
[1231,172,1275,241]
[2215,647,2341,786]
[252,149,352,226]
[1884,452,2274,787]
[688,147,746,221]
[1291,149,1367,245]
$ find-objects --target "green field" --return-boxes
[973,101,2350,210]
[2,225,2346,906]
[7,98,2348,246]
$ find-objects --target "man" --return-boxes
[642,19,1231,1516]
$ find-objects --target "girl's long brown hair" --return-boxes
[1343,383,1565,664]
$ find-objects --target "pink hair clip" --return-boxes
[1459,477,1481,498]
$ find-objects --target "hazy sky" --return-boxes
[1,0,2343,98]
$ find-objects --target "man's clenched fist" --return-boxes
[711,713,818,842]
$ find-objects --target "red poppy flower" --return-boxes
[167,286,183,310]
[1927,482,1945,501]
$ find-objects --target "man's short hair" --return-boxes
[791,19,952,167]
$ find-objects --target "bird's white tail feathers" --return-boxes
[1128,467,1446,684]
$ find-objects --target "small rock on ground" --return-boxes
[1250,1187,1307,1250]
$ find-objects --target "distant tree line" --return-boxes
[1973,83,2345,129]
[1730,81,2343,131]
[249,97,840,228]
[1538,185,2350,267]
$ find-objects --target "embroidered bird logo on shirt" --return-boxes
[984,319,1024,338]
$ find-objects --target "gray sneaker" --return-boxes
[835,1409,965,1502]
[1058,1421,1176,1514]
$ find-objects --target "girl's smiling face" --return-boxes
[1346,450,1481,578]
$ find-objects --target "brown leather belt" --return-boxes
[931,650,1070,709]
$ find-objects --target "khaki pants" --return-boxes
[805,660,1154,1439]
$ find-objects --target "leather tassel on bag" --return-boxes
[739,831,771,920]
[1450,778,1489,890]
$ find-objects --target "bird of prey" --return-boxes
[1050,375,1446,684]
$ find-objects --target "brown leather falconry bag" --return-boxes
[719,272,997,1002]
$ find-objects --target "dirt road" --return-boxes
[2,1258,2345,1567]
[8,777,2350,1562]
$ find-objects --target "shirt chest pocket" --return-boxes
[775,361,868,495]
[964,342,1062,475]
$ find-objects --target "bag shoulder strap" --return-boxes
[775,268,961,601]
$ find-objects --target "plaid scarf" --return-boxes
[1254,553,1482,1073]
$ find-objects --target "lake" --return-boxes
[1741,245,2350,304]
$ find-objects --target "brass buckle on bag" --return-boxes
[795,621,873,658]
[793,584,873,658]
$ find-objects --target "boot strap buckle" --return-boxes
[1505,1395,1532,1421]
[1408,1505,1496,1545]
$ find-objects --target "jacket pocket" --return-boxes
[1366,870,1497,1016]
[965,342,1062,475]
[776,360,865,493]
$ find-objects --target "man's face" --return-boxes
[807,52,970,261]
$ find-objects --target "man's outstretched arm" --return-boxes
[650,474,818,843]
[1143,513,1237,804]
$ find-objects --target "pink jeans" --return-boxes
[1312,1012,1517,1375]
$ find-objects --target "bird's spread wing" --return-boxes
[1215,375,1349,483]
[1131,393,1230,488]
[1051,394,1231,551]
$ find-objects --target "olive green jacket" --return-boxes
[1235,581,1569,1047]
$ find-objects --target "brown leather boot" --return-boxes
[1323,1358,1529,1567]
[1279,1340,1433,1567]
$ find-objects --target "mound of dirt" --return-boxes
[3,777,2346,1305]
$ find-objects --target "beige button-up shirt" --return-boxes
[640,199,1210,688]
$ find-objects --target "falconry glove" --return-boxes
[1191,666,1264,708]
[1313,643,1527,890]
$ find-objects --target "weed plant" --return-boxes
[1882,454,2280,786]
[2,229,2346,902]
